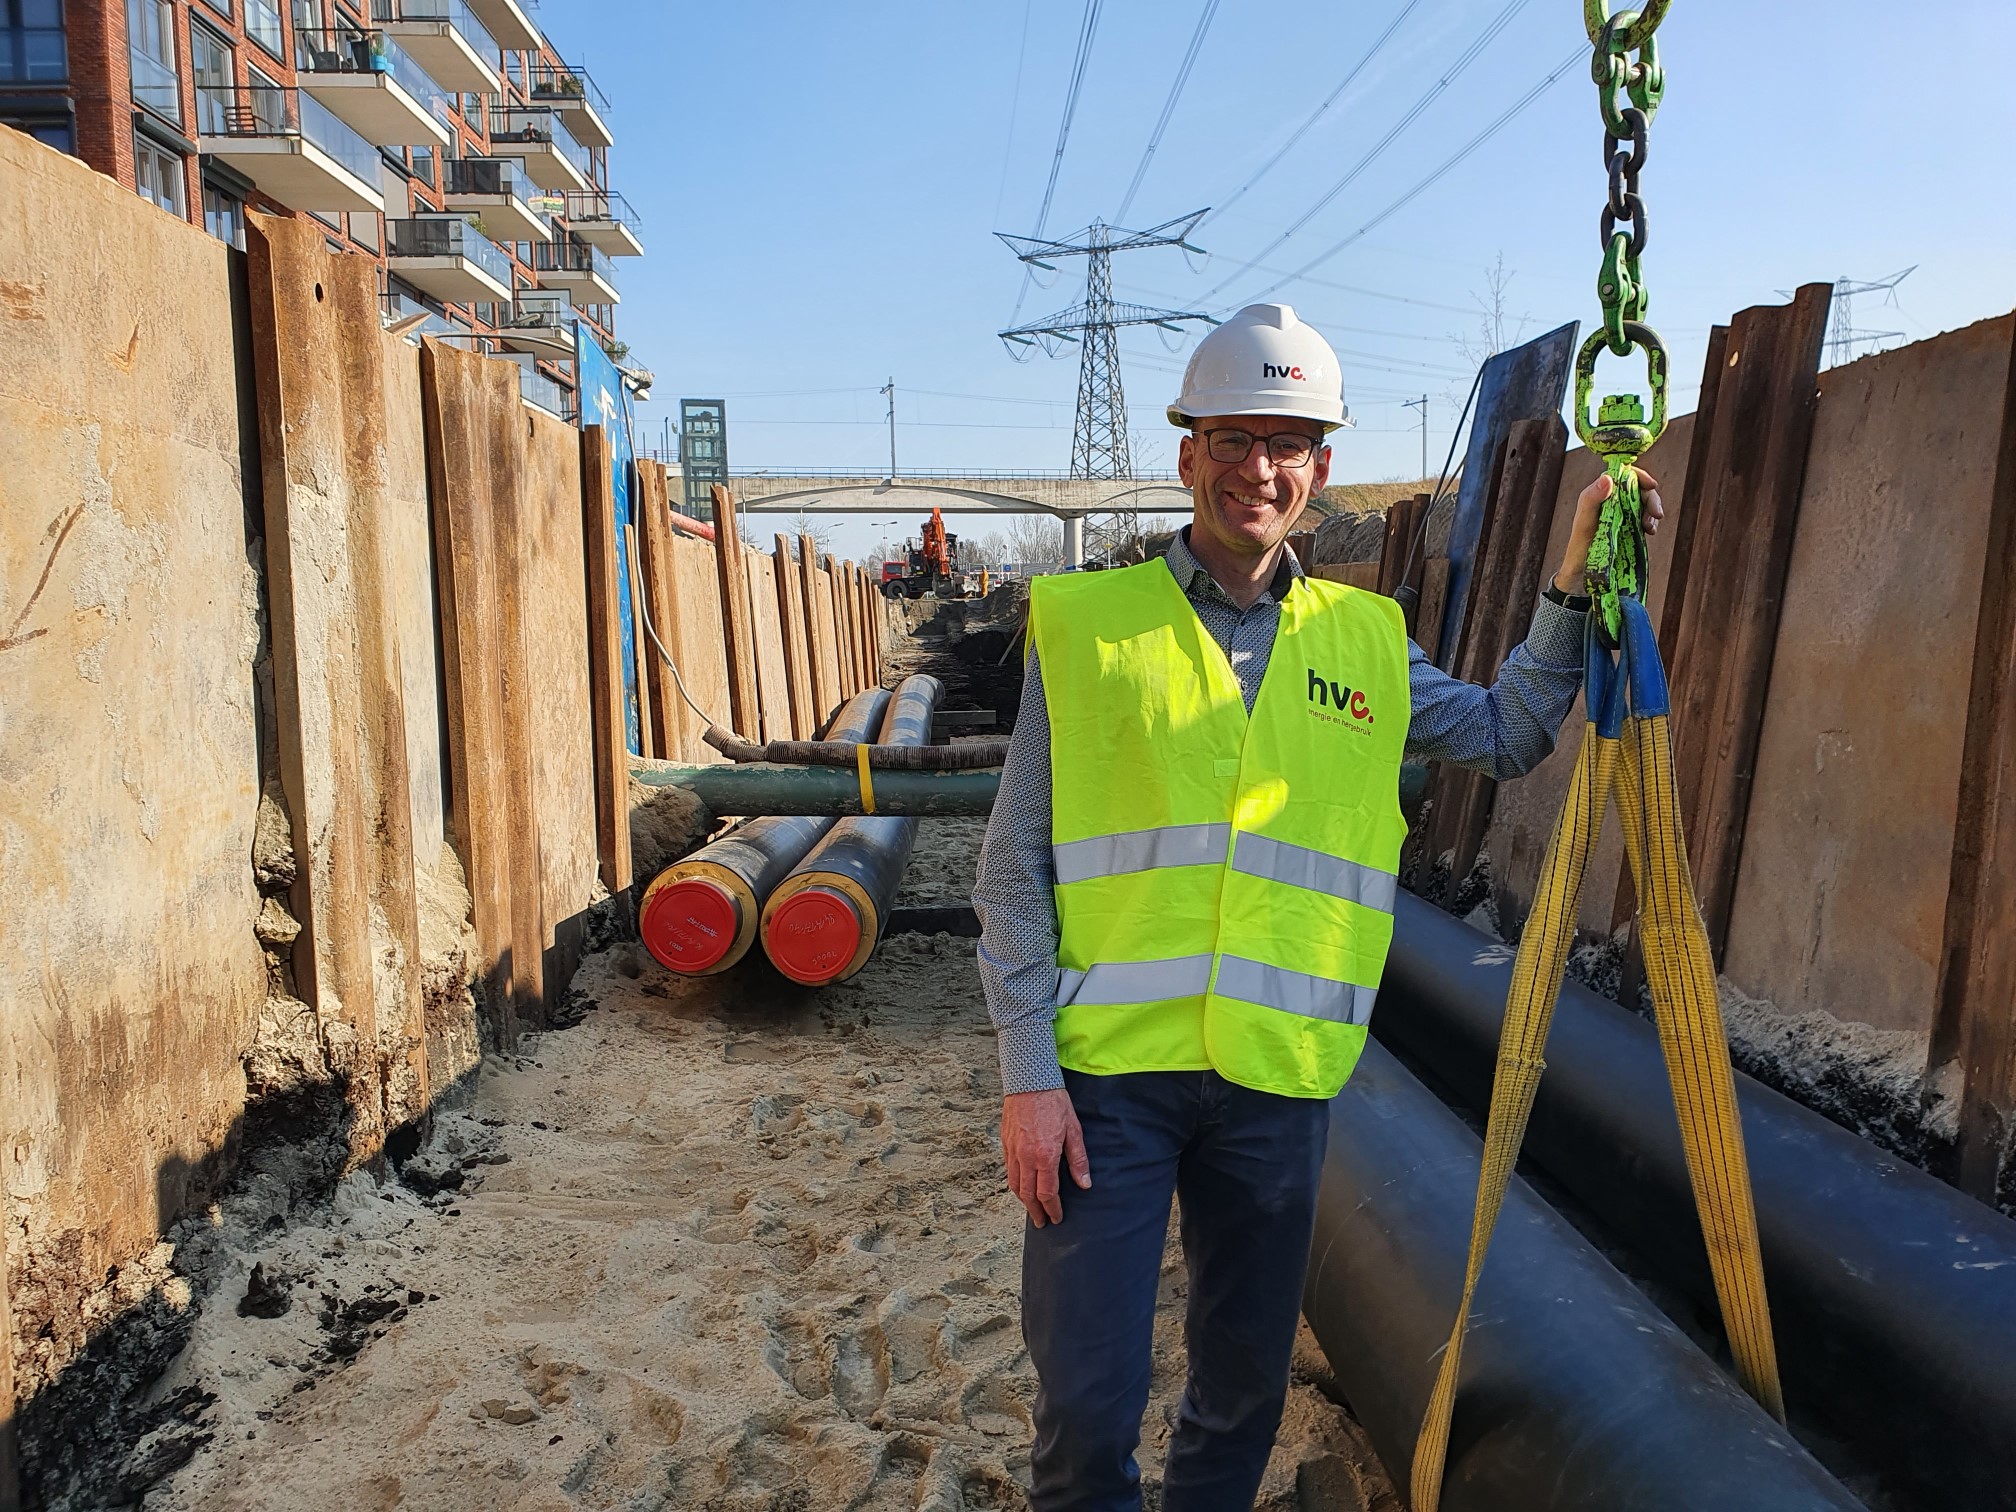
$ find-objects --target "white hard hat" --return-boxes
[1167,302,1347,431]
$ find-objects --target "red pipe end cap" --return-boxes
[641,877,741,973]
[766,887,863,985]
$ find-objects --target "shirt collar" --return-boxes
[1165,526,1304,605]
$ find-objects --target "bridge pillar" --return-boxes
[1063,515,1084,568]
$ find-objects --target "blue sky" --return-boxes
[539,0,2015,558]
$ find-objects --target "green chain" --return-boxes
[1575,1,1672,648]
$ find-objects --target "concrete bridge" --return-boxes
[727,470,1194,565]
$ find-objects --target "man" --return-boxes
[973,303,1661,1511]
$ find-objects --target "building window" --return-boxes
[1,0,66,82]
[245,0,284,58]
[349,210,380,252]
[127,0,182,124]
[190,19,234,134]
[134,131,187,217]
[11,116,73,151]
[410,142,434,187]
[203,184,245,249]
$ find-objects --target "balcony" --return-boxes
[197,86,384,213]
[515,359,577,424]
[381,287,466,342]
[442,157,551,243]
[387,216,514,304]
[528,61,609,149]
[294,29,451,149]
[487,105,589,193]
[466,0,539,51]
[561,190,642,257]
[532,236,618,305]
[369,0,500,94]
[496,289,575,360]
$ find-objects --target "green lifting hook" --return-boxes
[1573,321,1668,649]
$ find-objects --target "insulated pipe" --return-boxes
[627,761,1000,817]
[1307,1042,1864,1512]
[760,675,942,985]
[637,687,891,974]
[1377,890,2016,1511]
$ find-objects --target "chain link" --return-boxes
[1574,2,1673,648]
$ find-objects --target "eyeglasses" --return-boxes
[1195,428,1324,468]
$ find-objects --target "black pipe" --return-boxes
[637,687,891,974]
[760,675,943,985]
[1308,1042,1864,1511]
[1377,889,2016,1511]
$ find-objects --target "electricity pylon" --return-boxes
[1782,268,1917,367]
[997,211,1217,481]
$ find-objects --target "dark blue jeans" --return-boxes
[1021,1068,1332,1512]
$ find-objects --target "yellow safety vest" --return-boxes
[1030,558,1411,1099]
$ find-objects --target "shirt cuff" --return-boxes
[996,1018,1066,1095]
[1524,592,1587,668]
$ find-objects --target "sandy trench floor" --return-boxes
[146,819,1395,1512]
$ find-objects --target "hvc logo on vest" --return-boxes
[1307,668,1375,731]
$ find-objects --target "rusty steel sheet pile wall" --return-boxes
[520,408,603,996]
[0,126,880,1490]
[1722,315,2016,1034]
[1439,294,2016,1201]
[0,126,269,1424]
[246,213,430,1142]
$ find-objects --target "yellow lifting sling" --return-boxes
[1410,4,1784,1507]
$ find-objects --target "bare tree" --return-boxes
[787,508,834,559]
[1005,514,1065,570]
[1452,252,1531,372]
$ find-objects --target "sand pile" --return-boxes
[143,819,1391,1510]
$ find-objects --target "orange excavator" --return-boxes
[880,507,973,599]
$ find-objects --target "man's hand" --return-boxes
[1555,466,1664,595]
[1001,1088,1092,1227]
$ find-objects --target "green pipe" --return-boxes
[631,759,1425,820]
[629,759,1002,817]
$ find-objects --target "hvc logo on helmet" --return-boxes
[1307,668,1374,729]
[1263,362,1305,381]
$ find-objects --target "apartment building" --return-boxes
[0,0,644,421]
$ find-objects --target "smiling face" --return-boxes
[1177,414,1333,562]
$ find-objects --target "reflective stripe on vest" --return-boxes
[1032,557,1412,1099]
[1230,833,1398,915]
[1060,953,1379,1028]
[1053,823,1233,885]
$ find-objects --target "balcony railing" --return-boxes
[519,363,576,422]
[200,86,381,188]
[443,155,526,200]
[502,289,574,330]
[370,0,500,67]
[129,46,182,123]
[563,189,640,235]
[245,0,286,56]
[381,288,465,341]
[295,27,446,113]
[531,237,616,288]
[387,216,514,288]
[488,106,590,180]
[528,60,607,113]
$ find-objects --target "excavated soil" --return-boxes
[143,819,1394,1511]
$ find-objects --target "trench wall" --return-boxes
[1389,304,2016,1197]
[0,125,888,1466]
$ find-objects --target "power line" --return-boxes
[1242,46,1582,305]
[1200,0,1535,305]
[1199,0,1423,232]
[1033,0,1104,238]
[1007,0,1107,327]
[991,0,1035,225]
[1114,0,1221,225]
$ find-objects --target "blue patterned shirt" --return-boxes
[973,528,1589,1094]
